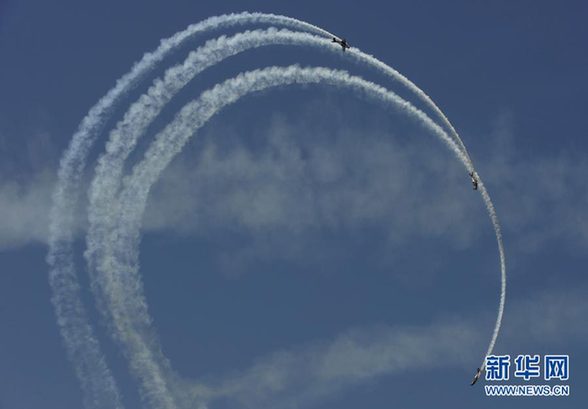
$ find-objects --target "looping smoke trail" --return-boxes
[85,27,505,392]
[85,28,330,336]
[88,26,474,341]
[48,13,336,409]
[88,65,471,406]
[48,12,506,409]
[86,26,481,312]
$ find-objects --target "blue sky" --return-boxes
[0,1,587,408]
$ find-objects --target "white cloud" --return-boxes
[180,287,587,409]
[0,127,64,250]
[0,169,54,249]
[146,114,475,235]
[479,114,588,252]
[1,109,587,261]
[142,113,480,276]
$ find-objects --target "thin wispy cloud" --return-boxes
[0,170,54,249]
[0,128,62,250]
[144,113,477,239]
[1,113,587,256]
[182,287,587,409]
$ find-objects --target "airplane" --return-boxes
[469,172,478,190]
[332,37,351,51]
[471,368,482,385]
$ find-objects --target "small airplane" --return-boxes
[471,368,482,385]
[469,172,478,190]
[332,37,351,51]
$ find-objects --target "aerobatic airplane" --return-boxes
[332,37,350,51]
[469,172,479,190]
[471,368,482,385]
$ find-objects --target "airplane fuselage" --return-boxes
[471,368,482,385]
[469,172,478,190]
[332,37,350,51]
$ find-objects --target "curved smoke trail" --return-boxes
[48,12,506,409]
[86,26,482,321]
[88,26,478,344]
[478,182,506,370]
[47,13,336,409]
[85,27,506,379]
[88,65,471,406]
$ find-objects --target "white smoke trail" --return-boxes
[479,181,506,370]
[87,27,479,316]
[83,28,372,335]
[350,36,508,366]
[85,26,506,384]
[345,29,506,373]
[49,12,506,409]
[343,53,472,165]
[85,29,331,333]
[87,65,471,406]
[45,251,124,409]
[81,25,484,403]
[47,13,336,408]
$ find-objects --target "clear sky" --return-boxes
[0,1,586,409]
